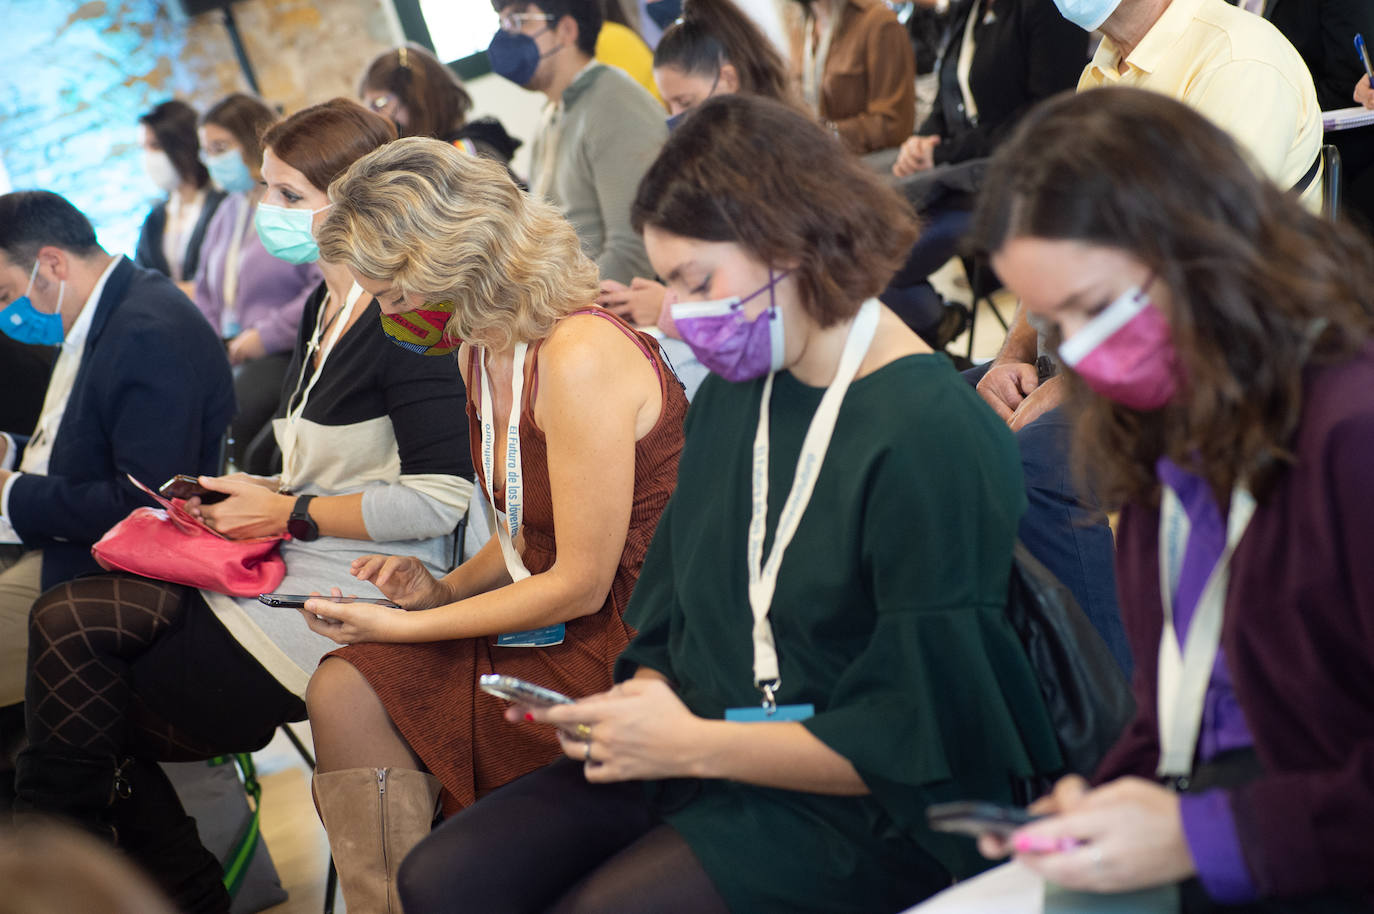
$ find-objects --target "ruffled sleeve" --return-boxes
[801,408,1062,876]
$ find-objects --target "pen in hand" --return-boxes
[1356,34,1374,87]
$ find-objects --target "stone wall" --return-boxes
[0,0,401,256]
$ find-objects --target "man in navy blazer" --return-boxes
[0,190,234,711]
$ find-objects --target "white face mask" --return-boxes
[143,150,181,193]
[1052,0,1122,31]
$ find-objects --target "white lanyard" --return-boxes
[1155,483,1257,779]
[220,197,253,335]
[279,283,365,489]
[747,298,879,708]
[955,0,982,124]
[802,0,841,112]
[479,343,532,583]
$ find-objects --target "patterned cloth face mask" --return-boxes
[379,299,462,356]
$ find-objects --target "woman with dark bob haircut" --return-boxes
[395,93,1063,914]
[967,87,1374,911]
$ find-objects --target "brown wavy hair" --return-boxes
[260,98,397,193]
[632,93,917,325]
[970,87,1374,508]
[358,44,473,140]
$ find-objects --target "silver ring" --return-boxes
[584,741,594,763]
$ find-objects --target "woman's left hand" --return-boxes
[1007,776,1196,894]
[227,328,266,366]
[298,588,408,644]
[195,475,293,539]
[520,678,710,782]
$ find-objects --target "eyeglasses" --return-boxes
[499,12,555,32]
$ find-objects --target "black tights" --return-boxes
[398,758,729,914]
[26,574,303,761]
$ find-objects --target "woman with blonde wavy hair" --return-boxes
[298,136,688,913]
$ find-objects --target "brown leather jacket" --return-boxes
[790,0,916,153]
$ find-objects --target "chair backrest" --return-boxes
[1321,143,1342,221]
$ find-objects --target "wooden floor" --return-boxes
[249,267,1016,914]
[255,723,333,914]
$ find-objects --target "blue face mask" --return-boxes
[1051,0,1121,30]
[665,110,689,131]
[645,0,682,30]
[206,148,257,195]
[487,27,559,87]
[254,202,330,265]
[0,260,65,346]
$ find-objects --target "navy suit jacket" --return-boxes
[8,256,235,591]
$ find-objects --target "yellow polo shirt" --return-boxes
[1079,0,1321,207]
[596,21,664,105]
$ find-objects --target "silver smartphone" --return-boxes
[478,673,574,708]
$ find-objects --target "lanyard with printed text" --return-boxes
[745,298,879,711]
[1155,483,1257,780]
[479,344,565,647]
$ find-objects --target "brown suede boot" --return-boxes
[313,767,443,914]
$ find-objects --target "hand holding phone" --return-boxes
[159,474,229,505]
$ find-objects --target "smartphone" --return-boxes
[478,674,574,708]
[159,474,229,505]
[257,593,401,609]
[926,801,1039,839]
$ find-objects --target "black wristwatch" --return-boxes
[287,494,319,542]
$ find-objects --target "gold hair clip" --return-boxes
[399,46,410,69]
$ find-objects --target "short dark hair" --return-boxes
[260,98,398,193]
[632,94,917,326]
[493,0,602,56]
[654,0,792,105]
[202,93,279,176]
[0,191,101,266]
[139,99,210,190]
[359,43,473,140]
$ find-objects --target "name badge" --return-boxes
[496,623,566,648]
[725,703,815,722]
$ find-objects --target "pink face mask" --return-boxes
[1056,281,1179,411]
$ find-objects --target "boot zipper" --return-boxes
[378,767,391,912]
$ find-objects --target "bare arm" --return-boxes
[306,316,661,644]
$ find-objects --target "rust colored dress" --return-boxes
[333,309,688,814]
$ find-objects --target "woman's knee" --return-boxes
[303,657,370,722]
[28,581,84,648]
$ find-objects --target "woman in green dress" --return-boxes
[396,94,1062,914]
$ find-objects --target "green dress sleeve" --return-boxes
[615,498,677,683]
[800,403,1062,875]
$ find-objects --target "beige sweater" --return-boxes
[528,62,667,284]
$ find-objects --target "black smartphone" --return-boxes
[159,474,229,504]
[257,593,401,609]
[926,801,1039,839]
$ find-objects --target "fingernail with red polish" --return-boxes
[524,712,535,722]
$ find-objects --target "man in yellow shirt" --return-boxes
[979,0,1321,425]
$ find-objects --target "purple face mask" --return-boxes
[670,271,788,383]
[1057,279,1179,411]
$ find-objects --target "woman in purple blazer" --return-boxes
[967,87,1374,911]
[195,94,320,473]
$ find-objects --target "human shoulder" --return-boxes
[538,309,653,385]
[579,62,665,123]
[1297,346,1374,453]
